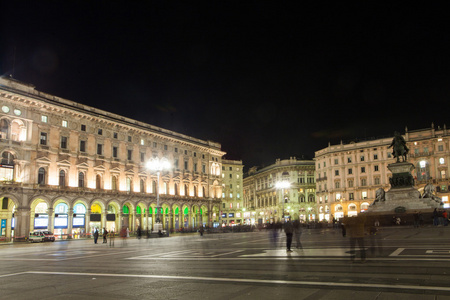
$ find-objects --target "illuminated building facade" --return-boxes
[220,159,244,225]
[314,124,450,221]
[243,157,316,225]
[0,76,225,241]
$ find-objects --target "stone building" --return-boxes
[243,157,316,225]
[220,159,244,225]
[0,76,225,241]
[314,125,450,221]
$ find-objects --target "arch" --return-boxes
[30,198,50,232]
[111,175,118,191]
[10,119,26,141]
[78,171,85,187]
[38,167,46,185]
[59,170,66,187]
[96,174,103,189]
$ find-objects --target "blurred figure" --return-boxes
[268,222,279,249]
[293,219,302,249]
[284,218,293,252]
[345,215,366,263]
[199,226,204,236]
[102,227,108,244]
[120,227,127,247]
[109,230,115,248]
[93,228,99,244]
[137,226,142,239]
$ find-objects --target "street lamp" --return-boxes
[275,180,290,222]
[146,157,171,233]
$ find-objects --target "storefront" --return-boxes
[53,203,69,239]
[72,203,86,238]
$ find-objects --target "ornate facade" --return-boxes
[243,157,316,224]
[221,159,244,225]
[314,125,450,221]
[0,77,225,241]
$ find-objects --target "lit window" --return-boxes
[62,120,68,127]
[41,115,48,123]
[440,158,445,165]
[420,160,426,168]
[140,139,144,145]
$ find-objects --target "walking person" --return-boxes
[93,228,99,244]
[102,227,108,243]
[284,218,294,252]
[293,219,302,249]
[345,215,367,263]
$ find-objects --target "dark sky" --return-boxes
[2,1,450,170]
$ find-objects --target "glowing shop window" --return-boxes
[420,161,426,168]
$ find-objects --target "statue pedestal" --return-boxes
[368,162,440,213]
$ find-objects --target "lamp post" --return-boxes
[146,157,171,233]
[275,180,290,222]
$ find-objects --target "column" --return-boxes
[85,209,91,237]
[15,206,30,241]
[47,207,54,232]
[132,210,136,232]
[102,211,107,230]
[118,209,123,231]
[67,208,73,239]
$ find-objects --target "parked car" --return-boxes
[40,231,55,242]
[29,232,44,243]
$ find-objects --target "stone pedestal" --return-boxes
[368,162,441,213]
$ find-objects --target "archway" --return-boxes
[90,201,103,236]
[106,201,120,234]
[30,198,50,233]
[53,200,69,239]
[0,196,16,241]
[72,202,87,239]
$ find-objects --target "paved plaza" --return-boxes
[1,226,450,299]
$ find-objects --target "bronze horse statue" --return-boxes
[388,131,409,162]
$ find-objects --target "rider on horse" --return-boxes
[388,131,409,162]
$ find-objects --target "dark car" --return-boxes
[40,231,55,242]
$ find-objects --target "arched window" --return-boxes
[111,176,117,191]
[184,184,189,196]
[194,186,197,197]
[202,187,206,198]
[0,152,15,182]
[1,151,14,165]
[38,167,46,185]
[59,170,66,187]
[78,172,85,188]
[308,195,315,203]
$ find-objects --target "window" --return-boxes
[98,129,103,135]
[40,132,47,145]
[438,145,444,152]
[362,191,368,199]
[113,132,118,139]
[96,174,102,189]
[140,152,145,162]
[81,124,86,131]
[194,152,197,157]
[128,136,132,142]
[60,136,68,149]
[335,181,340,188]
[374,154,378,160]
[349,193,354,200]
[38,168,46,184]
[80,140,86,152]
[127,149,133,161]
[111,176,118,191]
[184,161,188,170]
[360,156,365,162]
[347,157,352,163]
[375,177,380,185]
[374,165,379,172]
[41,115,48,123]
[164,145,168,151]
[62,120,68,127]
[153,142,157,148]
[361,167,366,173]
[334,159,338,165]
[174,147,178,153]
[78,172,85,187]
[194,163,197,172]
[335,170,339,176]
[202,164,206,173]
[112,146,118,158]
[140,139,144,145]
[348,180,353,188]
[348,168,353,175]
[97,144,103,155]
[361,178,367,186]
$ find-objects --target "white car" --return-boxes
[29,232,45,243]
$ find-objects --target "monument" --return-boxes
[368,131,443,213]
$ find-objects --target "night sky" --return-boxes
[2,1,449,170]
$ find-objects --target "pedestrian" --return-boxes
[293,219,302,249]
[199,226,204,236]
[102,227,108,243]
[126,227,130,238]
[120,227,127,247]
[413,211,420,228]
[345,215,366,263]
[93,228,99,244]
[433,208,439,226]
[284,218,294,252]
[443,210,448,226]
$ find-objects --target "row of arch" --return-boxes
[0,195,220,240]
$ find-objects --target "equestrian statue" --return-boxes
[388,131,409,162]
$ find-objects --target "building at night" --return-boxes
[220,159,244,225]
[0,76,225,241]
[314,125,450,221]
[243,157,316,225]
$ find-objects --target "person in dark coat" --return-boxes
[284,219,294,252]
[93,228,99,244]
[102,228,108,243]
